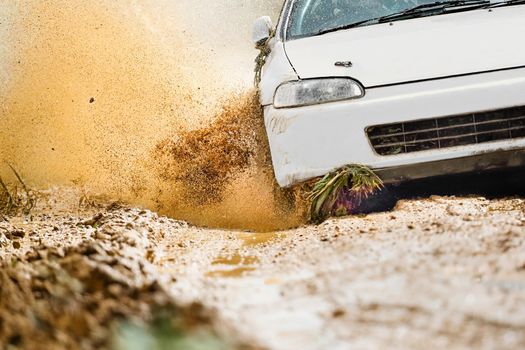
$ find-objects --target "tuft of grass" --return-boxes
[0,164,37,216]
[308,164,383,223]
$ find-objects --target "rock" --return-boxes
[95,231,111,240]
[81,213,104,227]
[11,230,25,239]
[0,233,8,247]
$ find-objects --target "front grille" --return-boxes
[367,105,525,156]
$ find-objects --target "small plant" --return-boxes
[0,164,37,216]
[308,164,383,223]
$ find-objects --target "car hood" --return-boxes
[284,6,525,87]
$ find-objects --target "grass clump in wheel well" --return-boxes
[0,164,37,216]
[308,164,383,224]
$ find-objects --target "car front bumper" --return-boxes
[264,67,525,187]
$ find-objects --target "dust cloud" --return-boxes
[0,0,306,231]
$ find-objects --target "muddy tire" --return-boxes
[349,187,397,215]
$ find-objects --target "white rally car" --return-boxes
[254,0,525,188]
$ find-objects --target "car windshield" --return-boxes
[287,0,471,39]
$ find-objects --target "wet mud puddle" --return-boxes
[207,231,285,278]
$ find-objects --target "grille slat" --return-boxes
[374,125,525,149]
[367,116,525,140]
[367,106,525,156]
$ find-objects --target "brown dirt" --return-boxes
[1,188,524,350]
[0,189,255,350]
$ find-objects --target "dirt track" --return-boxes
[1,188,525,349]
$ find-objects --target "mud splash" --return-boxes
[154,92,307,231]
[156,93,266,206]
[0,0,306,231]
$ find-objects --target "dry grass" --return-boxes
[0,164,37,216]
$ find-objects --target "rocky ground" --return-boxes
[1,188,524,349]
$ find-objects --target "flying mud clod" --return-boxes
[154,92,307,231]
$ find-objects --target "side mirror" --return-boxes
[252,16,273,48]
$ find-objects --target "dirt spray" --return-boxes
[0,0,306,231]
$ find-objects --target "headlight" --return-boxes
[273,78,364,109]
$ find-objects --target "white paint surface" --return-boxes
[284,7,525,87]
[260,5,525,187]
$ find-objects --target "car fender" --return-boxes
[259,38,298,107]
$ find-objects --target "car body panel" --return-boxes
[264,67,525,187]
[283,7,525,87]
[259,39,298,106]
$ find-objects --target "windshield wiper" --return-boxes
[488,0,525,7]
[313,17,382,36]
[378,0,489,22]
[314,0,489,37]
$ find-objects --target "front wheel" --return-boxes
[341,186,397,216]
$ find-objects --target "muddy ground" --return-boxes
[1,188,524,350]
